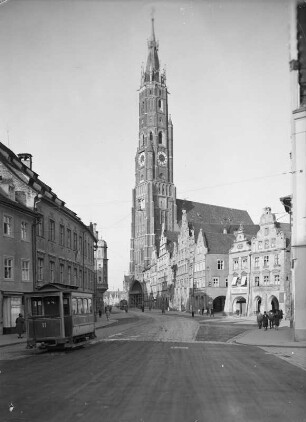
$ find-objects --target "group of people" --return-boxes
[257,309,283,330]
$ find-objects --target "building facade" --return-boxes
[225,207,291,317]
[0,142,102,334]
[0,192,36,333]
[95,237,108,314]
[288,1,306,340]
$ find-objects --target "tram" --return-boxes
[25,283,96,349]
[119,299,128,311]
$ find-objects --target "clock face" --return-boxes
[138,152,145,167]
[157,151,167,166]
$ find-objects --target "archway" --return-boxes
[129,281,143,308]
[233,296,246,316]
[269,295,279,312]
[213,296,226,312]
[254,296,262,314]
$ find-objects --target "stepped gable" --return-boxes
[176,199,254,227]
[155,230,178,256]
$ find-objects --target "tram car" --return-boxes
[25,283,96,349]
[119,299,128,311]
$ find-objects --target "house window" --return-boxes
[258,241,262,250]
[21,260,30,281]
[254,257,259,268]
[73,233,78,251]
[263,275,269,284]
[225,278,228,287]
[4,257,13,279]
[264,256,269,267]
[60,263,64,283]
[79,236,83,255]
[233,259,239,270]
[60,225,65,246]
[73,268,78,284]
[274,254,280,266]
[271,238,276,247]
[274,274,280,284]
[38,258,44,281]
[3,215,13,237]
[67,229,72,248]
[49,219,55,242]
[21,221,28,241]
[217,259,224,270]
[149,131,153,141]
[254,276,260,286]
[50,261,55,282]
[37,217,44,237]
[213,277,219,287]
[68,266,72,284]
[264,240,269,249]
[242,257,248,269]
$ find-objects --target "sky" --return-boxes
[0,0,292,290]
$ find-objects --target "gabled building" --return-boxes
[225,207,291,317]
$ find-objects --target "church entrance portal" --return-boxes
[129,281,143,308]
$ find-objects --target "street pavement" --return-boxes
[1,309,305,370]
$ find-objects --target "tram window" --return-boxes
[83,298,88,314]
[63,297,70,315]
[88,298,92,313]
[43,296,60,317]
[31,298,43,316]
[77,298,83,314]
[72,298,77,314]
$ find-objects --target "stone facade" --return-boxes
[225,207,291,317]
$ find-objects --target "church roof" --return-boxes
[176,198,254,227]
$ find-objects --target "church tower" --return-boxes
[129,19,177,282]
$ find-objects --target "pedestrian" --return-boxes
[257,311,263,329]
[262,311,269,330]
[16,313,25,339]
[210,308,214,318]
[105,306,110,321]
[98,309,102,318]
[201,307,204,315]
[279,309,283,320]
[274,310,281,330]
[268,310,275,329]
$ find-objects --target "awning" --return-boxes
[231,277,238,286]
[241,276,247,286]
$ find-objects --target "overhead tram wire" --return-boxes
[177,170,301,196]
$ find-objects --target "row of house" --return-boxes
[0,142,108,335]
[133,202,290,318]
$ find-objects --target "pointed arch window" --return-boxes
[149,132,153,141]
[158,131,163,144]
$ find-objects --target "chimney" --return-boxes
[18,153,33,170]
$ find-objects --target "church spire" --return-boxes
[145,18,160,83]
